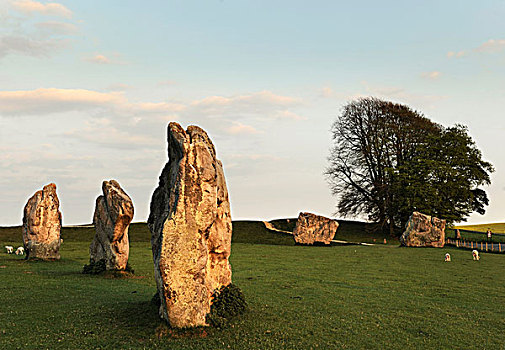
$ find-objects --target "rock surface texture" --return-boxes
[399,212,446,247]
[90,180,134,270]
[22,183,62,260]
[148,122,232,328]
[293,212,338,245]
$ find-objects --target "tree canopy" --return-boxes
[325,97,494,234]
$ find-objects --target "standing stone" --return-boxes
[148,122,232,328]
[89,180,134,270]
[400,211,446,247]
[22,183,62,260]
[293,212,338,245]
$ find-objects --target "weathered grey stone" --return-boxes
[22,183,62,260]
[90,180,134,270]
[293,212,338,245]
[148,122,232,328]
[399,211,446,247]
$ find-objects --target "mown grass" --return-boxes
[454,222,505,234]
[446,229,505,244]
[1,222,504,349]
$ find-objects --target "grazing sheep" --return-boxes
[472,250,480,261]
[445,253,451,262]
[15,247,25,255]
[5,246,13,254]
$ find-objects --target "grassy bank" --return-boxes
[454,222,505,234]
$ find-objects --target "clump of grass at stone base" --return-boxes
[206,283,247,328]
[82,259,135,277]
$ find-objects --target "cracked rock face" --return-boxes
[22,183,62,260]
[90,180,134,270]
[400,212,446,247]
[293,212,338,245]
[148,122,232,328]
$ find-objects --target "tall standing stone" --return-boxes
[400,211,446,247]
[293,212,338,245]
[148,122,232,328]
[89,180,134,270]
[22,183,62,260]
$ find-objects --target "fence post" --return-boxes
[486,242,488,251]
[500,243,502,253]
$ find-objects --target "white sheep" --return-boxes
[15,247,25,255]
[472,249,480,261]
[445,253,451,262]
[5,246,13,254]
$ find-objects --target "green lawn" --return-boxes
[0,222,504,349]
[448,222,505,244]
[454,222,505,234]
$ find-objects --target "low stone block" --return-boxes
[293,212,338,245]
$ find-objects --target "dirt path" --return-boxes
[262,221,293,234]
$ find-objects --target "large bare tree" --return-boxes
[325,97,493,234]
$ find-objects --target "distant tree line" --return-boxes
[325,97,494,235]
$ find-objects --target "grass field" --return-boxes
[449,223,505,244]
[1,221,504,349]
[454,222,505,234]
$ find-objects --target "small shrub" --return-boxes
[82,259,134,276]
[124,262,135,274]
[206,284,247,328]
[82,259,106,274]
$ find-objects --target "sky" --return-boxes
[1,0,505,226]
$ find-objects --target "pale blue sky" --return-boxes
[1,0,505,225]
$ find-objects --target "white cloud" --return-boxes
[0,88,125,115]
[421,71,441,80]
[222,153,283,170]
[274,110,306,120]
[224,153,281,161]
[0,34,68,58]
[0,87,300,120]
[132,102,186,114]
[0,2,77,59]
[0,88,186,116]
[64,124,159,149]
[35,21,78,34]
[475,39,505,53]
[318,86,366,101]
[319,82,446,111]
[0,87,303,149]
[85,53,128,65]
[106,83,131,91]
[157,80,176,87]
[0,144,94,167]
[447,51,466,58]
[225,122,260,135]
[447,38,505,59]
[87,54,111,64]
[11,0,72,18]
[320,87,335,98]
[191,90,300,113]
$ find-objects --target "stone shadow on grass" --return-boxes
[96,298,176,341]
